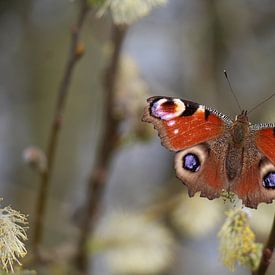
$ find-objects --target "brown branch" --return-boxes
[253,210,275,275]
[32,0,90,260]
[74,23,128,272]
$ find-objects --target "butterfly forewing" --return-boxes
[143,96,231,151]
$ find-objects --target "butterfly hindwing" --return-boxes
[174,139,228,200]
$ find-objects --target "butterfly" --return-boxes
[142,96,275,208]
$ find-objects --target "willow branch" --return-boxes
[253,210,275,275]
[32,0,89,259]
[74,23,128,272]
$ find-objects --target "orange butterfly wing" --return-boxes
[232,126,275,208]
[255,126,275,164]
[143,96,232,199]
[142,96,229,151]
[174,141,228,200]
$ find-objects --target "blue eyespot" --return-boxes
[263,172,275,189]
[183,153,200,172]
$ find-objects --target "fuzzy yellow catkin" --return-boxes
[218,208,262,272]
[0,206,28,272]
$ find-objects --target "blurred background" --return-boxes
[1,0,275,274]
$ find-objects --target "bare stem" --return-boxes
[253,209,275,275]
[74,23,128,272]
[32,0,89,259]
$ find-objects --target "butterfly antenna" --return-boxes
[247,92,275,115]
[223,70,242,113]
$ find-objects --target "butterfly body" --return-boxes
[143,96,275,208]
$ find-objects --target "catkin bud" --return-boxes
[75,42,85,58]
[22,146,47,173]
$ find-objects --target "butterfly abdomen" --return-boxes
[225,145,244,182]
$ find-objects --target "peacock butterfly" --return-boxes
[142,96,275,208]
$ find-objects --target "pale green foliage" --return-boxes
[218,208,263,272]
[91,212,174,274]
[0,206,28,272]
[97,0,167,25]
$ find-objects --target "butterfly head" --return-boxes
[235,110,249,124]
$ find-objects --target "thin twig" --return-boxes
[253,210,275,275]
[32,0,90,259]
[74,23,128,272]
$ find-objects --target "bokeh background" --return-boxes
[1,0,275,274]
